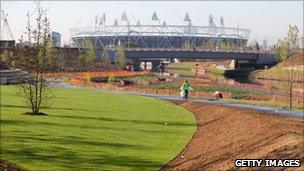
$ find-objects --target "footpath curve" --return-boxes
[129,92,304,119]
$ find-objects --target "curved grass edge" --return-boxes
[0,86,196,170]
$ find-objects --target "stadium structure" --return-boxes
[69,12,251,50]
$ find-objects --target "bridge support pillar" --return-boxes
[151,61,160,71]
[132,59,142,71]
[234,59,240,70]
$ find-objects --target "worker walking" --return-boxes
[181,80,190,99]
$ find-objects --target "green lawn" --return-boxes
[0,86,196,170]
[167,62,196,70]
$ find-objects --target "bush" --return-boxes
[91,77,108,83]
[207,68,226,75]
[107,76,115,84]
[231,90,249,99]
[195,85,249,99]
[84,75,91,84]
[195,85,231,93]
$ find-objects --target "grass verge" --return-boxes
[0,86,196,170]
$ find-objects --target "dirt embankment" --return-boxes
[0,159,24,171]
[251,52,304,82]
[162,102,304,170]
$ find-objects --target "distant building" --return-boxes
[70,13,250,49]
[262,37,268,50]
[50,31,61,47]
[0,40,15,47]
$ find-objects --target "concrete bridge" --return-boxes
[125,48,260,71]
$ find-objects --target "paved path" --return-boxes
[48,80,303,119]
[129,92,304,119]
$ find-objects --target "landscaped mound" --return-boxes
[0,86,196,170]
[251,52,304,82]
[162,101,304,170]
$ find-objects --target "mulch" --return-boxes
[0,159,24,171]
[161,101,304,170]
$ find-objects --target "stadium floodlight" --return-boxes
[113,19,118,26]
[220,16,224,26]
[99,17,103,25]
[95,15,99,25]
[121,11,128,21]
[100,13,106,25]
[209,14,215,27]
[184,13,191,22]
[137,20,141,26]
[152,11,159,21]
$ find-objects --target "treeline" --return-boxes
[0,42,128,72]
[275,25,302,62]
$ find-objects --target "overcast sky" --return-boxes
[1,1,303,45]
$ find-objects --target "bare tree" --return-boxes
[286,25,300,109]
[275,25,300,109]
[101,47,110,64]
[202,39,215,51]
[276,39,289,62]
[16,2,54,115]
[85,40,96,65]
[115,45,126,67]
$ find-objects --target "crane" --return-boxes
[1,10,14,40]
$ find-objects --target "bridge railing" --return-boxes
[125,47,260,54]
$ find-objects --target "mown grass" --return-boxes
[0,86,196,170]
[141,84,249,99]
[206,68,226,75]
[251,65,303,82]
[167,62,196,71]
[251,52,303,82]
[166,68,194,76]
[91,75,155,83]
[122,75,155,82]
[194,85,249,99]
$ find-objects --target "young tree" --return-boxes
[115,45,126,67]
[77,50,87,71]
[0,49,11,65]
[101,47,110,64]
[16,2,54,115]
[217,41,227,51]
[276,39,289,62]
[202,39,215,51]
[286,25,300,109]
[275,25,300,109]
[46,42,59,71]
[182,41,188,50]
[286,25,300,51]
[226,40,236,51]
[85,40,96,65]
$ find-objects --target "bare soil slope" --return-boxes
[162,101,304,170]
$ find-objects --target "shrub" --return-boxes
[195,85,231,93]
[107,76,116,84]
[208,68,226,75]
[84,75,91,84]
[231,90,249,99]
